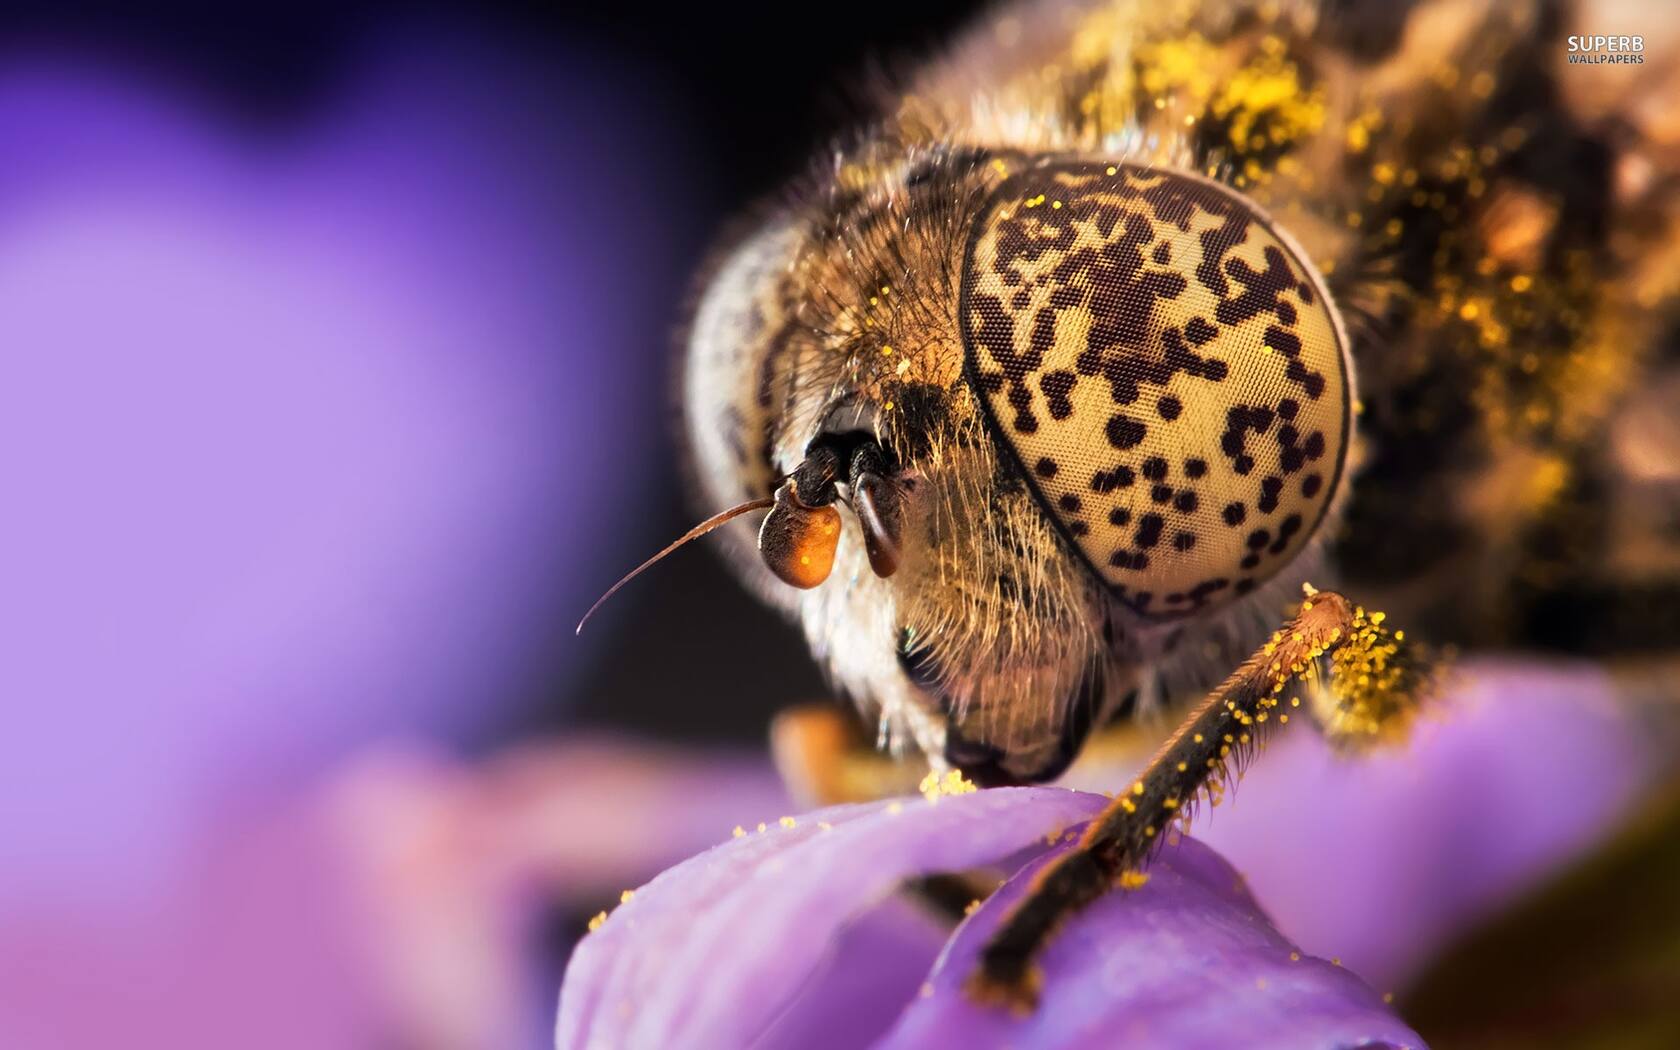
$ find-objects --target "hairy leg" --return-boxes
[770,704,928,807]
[967,589,1433,1011]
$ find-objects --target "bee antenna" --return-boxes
[575,496,775,634]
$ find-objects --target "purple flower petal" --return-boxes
[557,788,1108,1048]
[880,836,1422,1050]
[556,788,1423,1049]
[1186,660,1660,987]
[752,896,950,1049]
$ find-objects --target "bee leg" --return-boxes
[770,704,927,808]
[966,591,1424,1012]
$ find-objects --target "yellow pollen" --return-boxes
[920,768,977,801]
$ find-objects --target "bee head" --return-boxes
[676,152,1353,782]
[960,160,1352,621]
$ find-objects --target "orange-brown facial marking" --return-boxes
[758,481,841,589]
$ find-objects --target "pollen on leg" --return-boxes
[1312,604,1440,748]
[963,589,1434,1012]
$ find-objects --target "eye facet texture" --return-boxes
[961,161,1351,619]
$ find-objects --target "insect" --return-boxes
[589,0,1680,1011]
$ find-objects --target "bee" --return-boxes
[587,0,1680,1010]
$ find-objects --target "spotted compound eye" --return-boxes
[960,161,1352,620]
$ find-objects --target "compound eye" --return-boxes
[960,161,1352,620]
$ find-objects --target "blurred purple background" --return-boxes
[0,28,669,1050]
